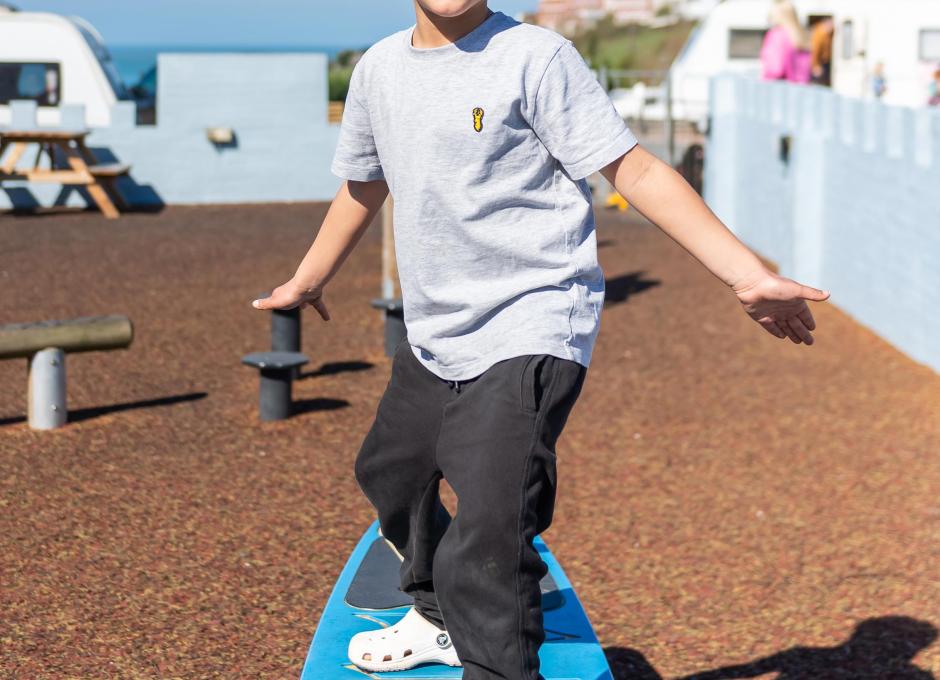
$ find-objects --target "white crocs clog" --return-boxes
[348,607,461,672]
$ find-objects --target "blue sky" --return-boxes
[14,1,539,48]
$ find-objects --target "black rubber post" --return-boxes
[370,298,406,357]
[259,367,292,421]
[258,293,302,379]
[241,351,309,421]
[271,307,301,353]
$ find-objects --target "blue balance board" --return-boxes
[300,520,612,679]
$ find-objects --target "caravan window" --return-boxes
[728,29,767,60]
[0,63,61,106]
[920,29,940,62]
[73,22,130,100]
[841,20,854,59]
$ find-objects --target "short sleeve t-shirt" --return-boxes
[332,11,637,380]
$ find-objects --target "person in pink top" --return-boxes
[760,0,812,84]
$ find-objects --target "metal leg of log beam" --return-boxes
[28,348,67,430]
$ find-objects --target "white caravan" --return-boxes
[670,0,940,126]
[0,3,129,128]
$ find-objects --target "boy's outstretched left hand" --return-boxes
[733,270,830,345]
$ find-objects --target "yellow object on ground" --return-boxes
[605,191,630,212]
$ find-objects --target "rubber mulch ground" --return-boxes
[1,204,938,679]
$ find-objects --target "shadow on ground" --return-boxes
[604,271,661,307]
[605,616,937,680]
[0,391,207,427]
[300,360,374,380]
[2,202,164,218]
[293,397,350,415]
[605,646,664,680]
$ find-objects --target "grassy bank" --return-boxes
[572,18,696,71]
[328,19,697,101]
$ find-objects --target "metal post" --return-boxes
[381,197,397,301]
[28,347,66,430]
[375,196,406,356]
[665,70,676,167]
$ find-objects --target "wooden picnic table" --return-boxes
[0,129,130,219]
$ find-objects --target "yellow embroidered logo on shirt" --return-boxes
[472,107,484,132]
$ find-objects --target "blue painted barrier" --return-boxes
[706,75,940,373]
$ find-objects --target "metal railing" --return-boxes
[598,68,676,165]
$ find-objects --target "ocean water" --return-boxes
[109,45,347,87]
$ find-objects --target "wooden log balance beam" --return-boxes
[0,316,133,430]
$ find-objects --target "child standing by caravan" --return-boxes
[255,2,829,678]
[928,66,940,106]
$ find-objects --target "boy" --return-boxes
[254,2,829,678]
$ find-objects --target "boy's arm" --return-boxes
[601,145,830,344]
[253,179,389,318]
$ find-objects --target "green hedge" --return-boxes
[329,67,353,102]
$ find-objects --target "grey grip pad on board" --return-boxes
[344,538,564,611]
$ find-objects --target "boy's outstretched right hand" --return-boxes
[252,280,330,321]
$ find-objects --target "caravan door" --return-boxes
[832,11,869,100]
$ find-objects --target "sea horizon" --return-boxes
[110,43,362,86]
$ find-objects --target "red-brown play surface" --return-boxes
[1,204,937,678]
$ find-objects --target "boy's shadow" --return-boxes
[603,271,661,307]
[605,616,937,680]
[604,646,664,680]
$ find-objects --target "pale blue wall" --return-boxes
[706,75,940,372]
[0,53,342,208]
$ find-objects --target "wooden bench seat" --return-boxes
[88,163,131,178]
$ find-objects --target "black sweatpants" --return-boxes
[354,341,586,680]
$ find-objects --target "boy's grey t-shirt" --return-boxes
[332,11,637,380]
